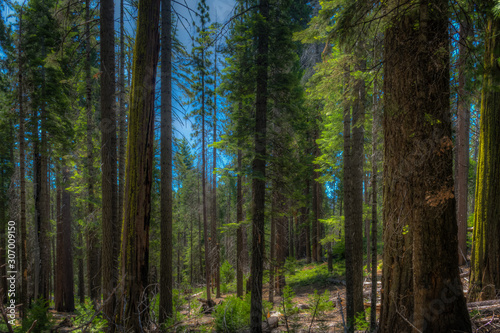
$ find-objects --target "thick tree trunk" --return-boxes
[120,0,160,329]
[456,6,471,267]
[117,0,127,273]
[86,0,100,304]
[55,166,75,312]
[370,67,379,332]
[159,0,173,322]
[100,0,118,325]
[18,8,28,317]
[344,63,364,331]
[250,0,269,330]
[380,1,471,331]
[470,2,500,301]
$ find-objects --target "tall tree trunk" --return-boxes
[77,223,85,304]
[100,0,118,325]
[236,144,244,298]
[470,1,500,301]
[456,6,470,267]
[160,0,173,322]
[312,126,322,262]
[269,191,276,303]
[304,179,311,263]
[117,0,127,271]
[33,128,41,300]
[212,50,220,298]
[201,49,212,303]
[380,1,471,331]
[40,113,50,302]
[250,0,269,330]
[344,63,364,331]
[18,7,28,318]
[55,165,75,312]
[120,0,160,329]
[86,0,100,304]
[370,63,379,332]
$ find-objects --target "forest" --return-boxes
[0,0,499,332]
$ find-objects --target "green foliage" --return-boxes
[355,307,369,330]
[213,295,250,332]
[19,298,52,333]
[71,299,108,332]
[306,290,335,332]
[221,260,235,285]
[281,285,300,332]
[288,262,344,288]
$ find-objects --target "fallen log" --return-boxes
[468,299,500,308]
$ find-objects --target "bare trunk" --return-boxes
[250,0,269,329]
[380,2,471,331]
[100,0,118,325]
[159,0,173,322]
[86,0,100,304]
[55,166,75,312]
[456,6,470,267]
[120,0,160,329]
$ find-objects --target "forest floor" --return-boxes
[6,259,499,332]
[170,259,500,333]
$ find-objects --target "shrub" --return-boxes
[213,295,250,332]
[72,299,108,332]
[221,260,235,285]
[18,298,52,333]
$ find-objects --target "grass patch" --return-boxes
[287,261,345,288]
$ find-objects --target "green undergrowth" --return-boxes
[287,261,345,288]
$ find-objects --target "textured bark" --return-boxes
[311,155,318,263]
[456,6,471,267]
[77,224,85,304]
[18,7,28,317]
[120,0,160,329]
[236,146,244,298]
[250,0,269,330]
[55,166,75,312]
[268,192,276,303]
[201,48,211,302]
[470,2,500,301]
[380,1,471,331]
[304,179,311,263]
[370,67,379,332]
[117,0,126,273]
[39,111,51,302]
[100,0,118,325]
[312,126,322,262]
[86,0,100,304]
[344,63,364,331]
[159,0,173,322]
[212,50,220,298]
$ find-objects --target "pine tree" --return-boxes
[159,0,173,322]
[470,0,500,302]
[380,1,471,331]
[120,0,160,328]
